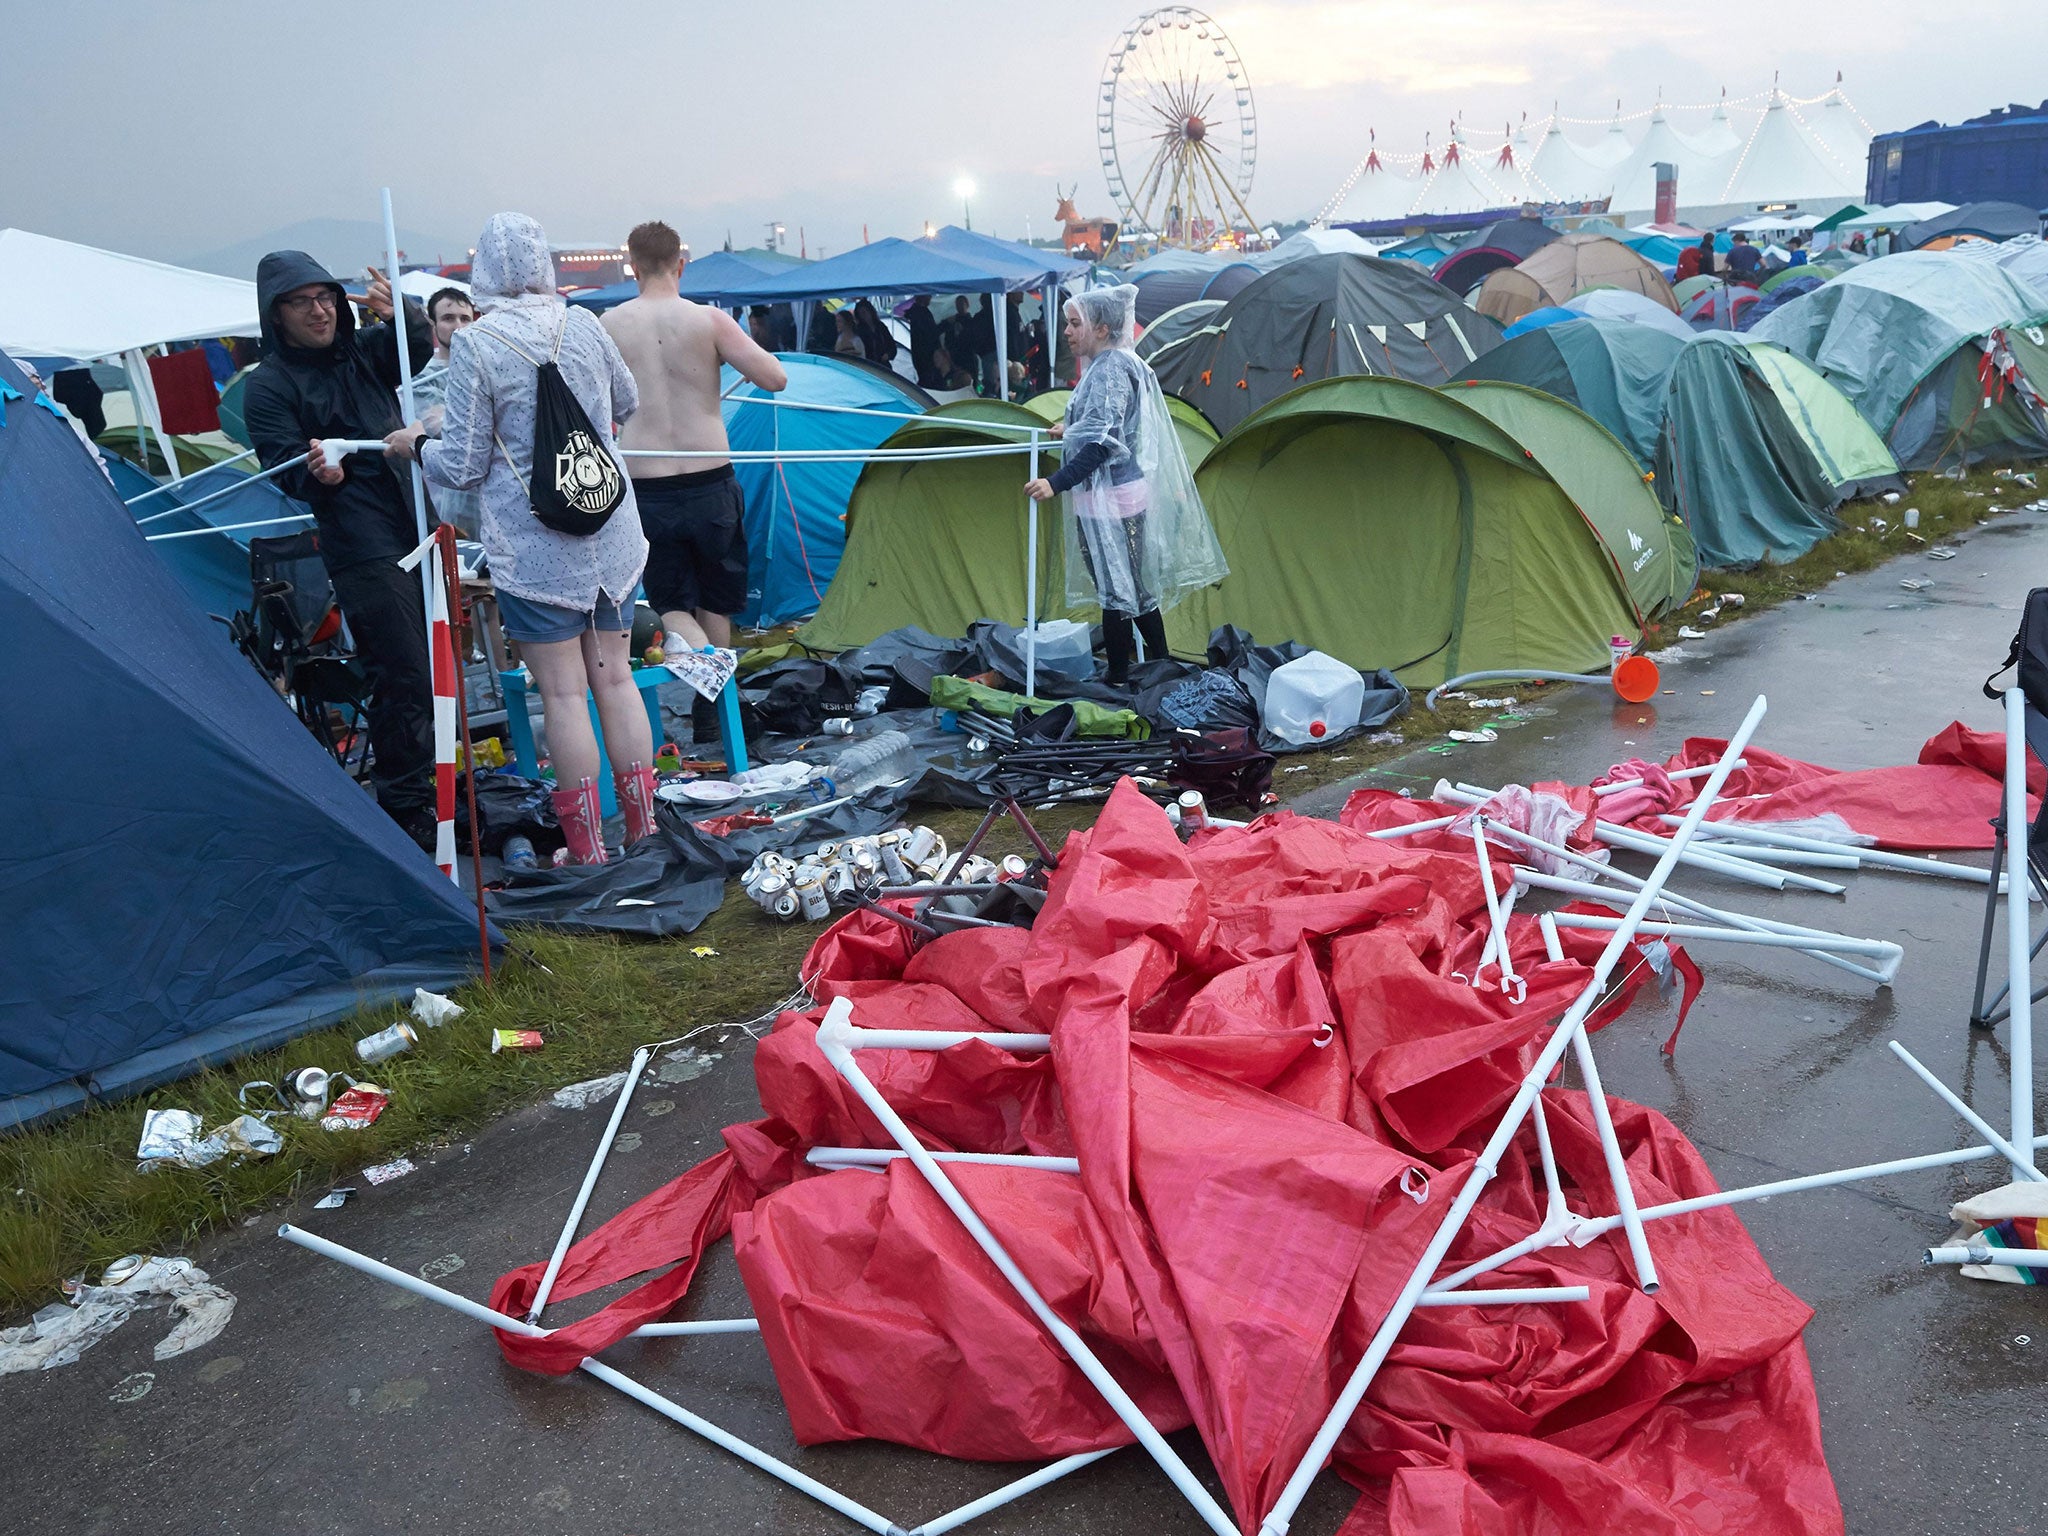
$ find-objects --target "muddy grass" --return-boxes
[0,463,2029,1313]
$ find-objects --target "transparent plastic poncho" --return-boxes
[1058,287,1228,615]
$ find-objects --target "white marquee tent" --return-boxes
[0,229,263,477]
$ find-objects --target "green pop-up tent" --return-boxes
[1166,376,1642,685]
[1659,335,1904,567]
[1446,379,1697,618]
[799,401,1068,651]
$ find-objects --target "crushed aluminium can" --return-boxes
[355,1020,418,1065]
[320,1084,392,1131]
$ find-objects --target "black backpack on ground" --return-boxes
[480,316,627,537]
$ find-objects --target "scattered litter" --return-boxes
[1447,729,1498,744]
[1283,764,1311,774]
[689,945,720,958]
[730,761,819,794]
[1881,491,1901,505]
[355,1020,418,1065]
[661,645,739,701]
[1330,754,1353,762]
[1678,626,1708,640]
[491,1029,545,1054]
[1648,646,1691,663]
[552,1072,626,1111]
[1927,547,1958,561]
[1700,689,1716,696]
[136,1109,282,1171]
[1899,578,1932,592]
[614,898,656,907]
[0,1257,236,1374]
[108,1372,155,1402]
[1719,593,1745,608]
[361,1157,416,1186]
[313,1188,355,1211]
[321,1084,392,1131]
[410,988,463,1028]
[650,1047,721,1086]
[1466,696,1519,710]
[1366,731,1403,745]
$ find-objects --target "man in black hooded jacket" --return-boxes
[244,252,438,847]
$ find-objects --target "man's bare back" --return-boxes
[602,292,786,478]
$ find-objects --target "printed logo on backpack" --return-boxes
[478,315,627,537]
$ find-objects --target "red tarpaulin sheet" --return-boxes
[491,782,1841,1536]
[1634,725,2038,850]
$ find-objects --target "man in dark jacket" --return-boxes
[244,251,438,847]
[904,295,941,388]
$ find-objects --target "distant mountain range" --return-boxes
[180,218,469,280]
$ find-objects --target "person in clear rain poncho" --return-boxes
[1025,285,1227,684]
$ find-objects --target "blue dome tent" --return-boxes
[721,353,933,626]
[0,348,492,1130]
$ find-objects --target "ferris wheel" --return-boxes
[1097,7,1260,249]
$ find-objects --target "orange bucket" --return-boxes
[1611,655,1660,704]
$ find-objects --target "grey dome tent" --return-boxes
[1153,254,1505,435]
[0,348,492,1130]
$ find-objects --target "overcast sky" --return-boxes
[6,0,2044,270]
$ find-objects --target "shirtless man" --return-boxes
[602,220,786,653]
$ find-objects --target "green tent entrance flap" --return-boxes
[798,400,1070,653]
[1447,379,1697,619]
[1168,375,1640,686]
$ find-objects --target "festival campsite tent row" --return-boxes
[1751,251,2048,468]
[0,350,492,1131]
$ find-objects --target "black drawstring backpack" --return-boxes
[480,316,626,537]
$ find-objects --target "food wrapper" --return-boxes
[320,1084,392,1131]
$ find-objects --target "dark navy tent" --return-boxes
[722,353,932,625]
[1433,218,1561,296]
[1900,201,2043,249]
[0,348,493,1130]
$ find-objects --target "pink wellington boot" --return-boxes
[550,776,608,866]
[617,761,660,845]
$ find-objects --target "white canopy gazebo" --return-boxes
[0,228,261,477]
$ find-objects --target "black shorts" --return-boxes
[635,466,749,618]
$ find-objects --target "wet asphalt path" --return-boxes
[4,508,2045,1536]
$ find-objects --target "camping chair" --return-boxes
[1968,585,2048,1029]
[227,532,371,782]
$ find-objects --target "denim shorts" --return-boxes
[495,589,633,644]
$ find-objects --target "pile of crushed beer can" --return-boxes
[740,827,1030,923]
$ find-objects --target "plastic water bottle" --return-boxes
[502,835,539,871]
[829,730,920,795]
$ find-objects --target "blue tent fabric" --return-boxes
[107,453,312,618]
[0,347,494,1130]
[723,354,932,625]
[569,248,807,313]
[1501,307,1579,339]
[915,226,1089,285]
[1452,316,1685,473]
[719,237,1059,305]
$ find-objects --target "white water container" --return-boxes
[1262,652,1366,745]
[1020,619,1095,679]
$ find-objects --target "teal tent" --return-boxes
[1659,335,1903,567]
[1450,317,1685,473]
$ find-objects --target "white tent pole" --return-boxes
[2004,688,2037,1169]
[123,348,182,483]
[1045,275,1061,388]
[1025,430,1040,699]
[382,188,435,621]
[993,289,1009,400]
